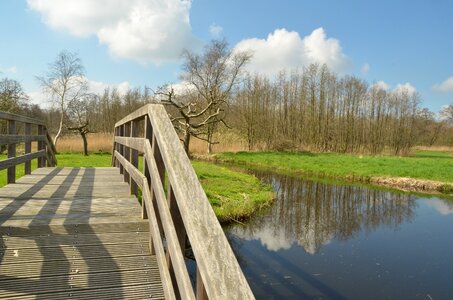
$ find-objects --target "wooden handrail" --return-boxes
[0,111,57,183]
[113,104,255,300]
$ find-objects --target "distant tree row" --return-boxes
[230,69,453,154]
[1,44,453,155]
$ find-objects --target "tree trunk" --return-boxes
[53,113,64,147]
[183,130,191,156]
[81,132,88,156]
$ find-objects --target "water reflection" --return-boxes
[228,172,417,254]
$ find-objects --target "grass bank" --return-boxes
[214,150,453,195]
[0,152,274,222]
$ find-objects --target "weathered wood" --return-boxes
[143,141,195,299]
[25,123,32,174]
[111,104,255,299]
[147,104,255,299]
[114,136,145,152]
[142,184,177,300]
[0,150,46,170]
[0,111,45,125]
[7,120,16,184]
[0,134,45,145]
[37,125,45,168]
[0,167,164,299]
[142,115,152,220]
[114,151,145,189]
[114,105,149,127]
[196,268,209,300]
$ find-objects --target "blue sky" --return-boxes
[0,0,452,111]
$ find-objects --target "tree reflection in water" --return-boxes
[227,171,417,254]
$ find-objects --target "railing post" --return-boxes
[166,184,187,299]
[196,268,209,300]
[142,116,152,220]
[130,120,139,196]
[118,125,124,174]
[123,123,131,183]
[24,123,32,174]
[37,125,45,168]
[7,120,16,184]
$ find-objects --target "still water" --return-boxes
[224,171,453,299]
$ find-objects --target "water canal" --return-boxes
[224,171,453,299]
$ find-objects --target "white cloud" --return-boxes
[209,23,223,38]
[371,80,390,91]
[27,0,199,64]
[427,199,453,215]
[433,76,453,93]
[394,82,417,96]
[361,63,370,74]
[28,78,131,107]
[88,79,130,95]
[234,27,350,76]
[0,66,18,74]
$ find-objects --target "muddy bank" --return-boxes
[370,177,453,195]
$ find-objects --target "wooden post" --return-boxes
[196,267,209,300]
[7,120,16,184]
[119,125,124,174]
[130,120,139,196]
[37,125,44,168]
[24,123,32,175]
[123,123,131,183]
[166,184,187,299]
[142,116,153,220]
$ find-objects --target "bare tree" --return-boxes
[37,50,88,148]
[67,95,94,156]
[162,39,251,154]
[441,104,453,124]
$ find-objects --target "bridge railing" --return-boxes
[113,104,254,300]
[0,111,57,183]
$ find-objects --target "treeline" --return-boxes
[44,87,152,135]
[230,64,452,154]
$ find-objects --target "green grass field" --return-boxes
[0,152,274,222]
[217,150,453,183]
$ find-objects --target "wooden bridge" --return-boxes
[0,105,254,299]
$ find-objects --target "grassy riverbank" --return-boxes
[0,153,274,221]
[214,150,453,195]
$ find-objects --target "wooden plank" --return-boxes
[0,166,165,299]
[0,150,46,171]
[147,104,255,299]
[115,151,145,190]
[142,184,177,300]
[114,137,145,152]
[0,111,45,125]
[114,105,149,127]
[0,134,45,145]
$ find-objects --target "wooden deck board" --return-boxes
[0,167,162,299]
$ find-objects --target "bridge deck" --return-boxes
[0,167,163,299]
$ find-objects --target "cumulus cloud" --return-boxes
[209,23,223,38]
[371,80,390,91]
[0,66,18,74]
[28,78,131,106]
[394,82,417,96]
[433,76,453,93]
[27,0,199,64]
[88,79,130,95]
[234,28,350,76]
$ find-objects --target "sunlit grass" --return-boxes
[217,150,453,183]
